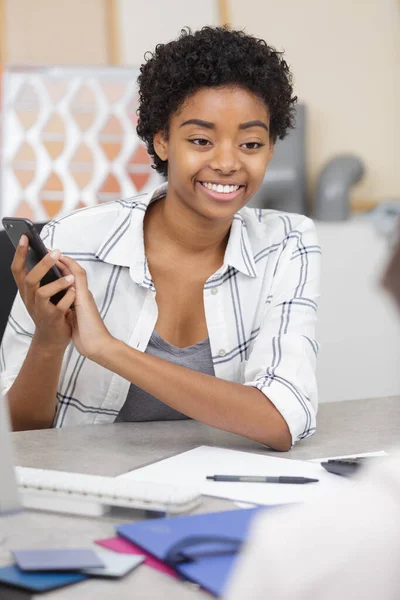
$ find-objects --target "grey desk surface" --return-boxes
[1,396,400,599]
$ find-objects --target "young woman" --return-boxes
[1,27,320,451]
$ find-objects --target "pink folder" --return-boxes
[95,537,179,579]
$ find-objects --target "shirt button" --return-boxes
[211,288,218,295]
[217,349,226,357]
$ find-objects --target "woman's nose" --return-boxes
[209,144,241,174]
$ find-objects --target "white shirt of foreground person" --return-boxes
[224,454,400,600]
[0,183,320,440]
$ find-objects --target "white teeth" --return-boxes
[201,182,240,194]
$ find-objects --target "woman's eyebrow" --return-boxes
[180,119,214,129]
[179,118,269,132]
[239,120,269,132]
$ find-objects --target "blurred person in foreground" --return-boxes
[224,236,400,600]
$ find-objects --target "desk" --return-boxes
[1,396,400,599]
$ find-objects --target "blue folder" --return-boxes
[116,507,273,597]
[0,564,87,593]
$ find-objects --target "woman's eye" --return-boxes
[242,142,264,150]
[190,138,211,146]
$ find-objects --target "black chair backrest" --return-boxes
[382,233,400,313]
[0,222,47,343]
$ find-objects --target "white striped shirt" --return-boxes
[0,183,321,444]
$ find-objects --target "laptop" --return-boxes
[0,390,21,516]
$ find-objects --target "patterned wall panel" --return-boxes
[0,66,163,221]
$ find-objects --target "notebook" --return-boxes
[116,507,271,597]
[0,564,86,594]
[13,548,104,571]
[81,551,145,578]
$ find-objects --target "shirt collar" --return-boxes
[95,183,258,285]
[224,213,258,278]
[95,183,166,288]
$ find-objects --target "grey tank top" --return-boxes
[115,330,215,422]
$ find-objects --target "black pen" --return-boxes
[206,475,319,484]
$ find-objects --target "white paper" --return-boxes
[235,502,257,509]
[118,446,351,506]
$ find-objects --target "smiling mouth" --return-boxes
[196,180,246,203]
[199,182,245,194]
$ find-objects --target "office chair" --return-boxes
[247,104,307,215]
[0,222,46,343]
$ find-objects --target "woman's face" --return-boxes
[154,85,274,222]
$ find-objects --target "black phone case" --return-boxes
[2,217,66,305]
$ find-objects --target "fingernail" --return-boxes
[50,249,61,259]
[19,235,27,247]
[65,275,74,283]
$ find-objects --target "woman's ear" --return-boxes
[153,130,168,162]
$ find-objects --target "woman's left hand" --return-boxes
[59,256,113,361]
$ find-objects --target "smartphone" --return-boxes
[2,217,67,305]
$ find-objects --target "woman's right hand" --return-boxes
[11,234,76,350]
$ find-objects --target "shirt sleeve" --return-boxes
[0,290,35,396]
[0,223,54,396]
[243,216,321,445]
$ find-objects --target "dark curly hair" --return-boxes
[136,26,297,176]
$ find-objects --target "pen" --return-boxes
[206,475,319,484]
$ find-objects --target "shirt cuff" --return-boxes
[244,379,317,446]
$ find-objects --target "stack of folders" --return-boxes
[0,548,145,596]
[116,506,276,597]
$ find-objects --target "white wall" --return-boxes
[117,0,219,66]
[230,0,400,204]
[4,0,220,67]
[316,219,400,403]
[5,0,110,65]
